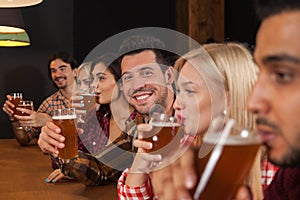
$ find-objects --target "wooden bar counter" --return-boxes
[0,139,117,199]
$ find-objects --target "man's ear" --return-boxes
[165,66,175,85]
[73,68,79,78]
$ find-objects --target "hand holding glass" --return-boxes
[138,112,181,172]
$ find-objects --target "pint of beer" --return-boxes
[194,119,261,200]
[52,108,78,162]
[81,93,96,112]
[10,93,23,120]
[142,112,181,158]
[15,100,33,116]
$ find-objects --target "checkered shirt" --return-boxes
[261,157,279,190]
[118,168,155,200]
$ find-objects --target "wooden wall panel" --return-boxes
[177,0,224,44]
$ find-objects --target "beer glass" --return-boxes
[52,108,78,163]
[80,92,96,113]
[75,88,96,123]
[10,93,23,121]
[142,112,181,158]
[15,100,33,131]
[15,100,34,116]
[193,118,261,200]
[139,112,182,173]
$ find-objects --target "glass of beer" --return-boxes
[80,92,96,112]
[142,112,181,158]
[15,100,34,116]
[74,89,96,124]
[15,100,34,131]
[193,118,261,200]
[10,92,23,121]
[52,108,78,163]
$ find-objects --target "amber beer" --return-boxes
[81,93,96,112]
[10,93,23,120]
[195,134,260,200]
[15,100,33,116]
[143,122,181,157]
[52,109,78,162]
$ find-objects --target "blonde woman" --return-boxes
[118,42,263,200]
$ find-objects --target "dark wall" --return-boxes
[0,0,73,138]
[225,0,260,47]
[73,0,176,63]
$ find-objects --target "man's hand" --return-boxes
[2,94,14,116]
[38,121,65,156]
[15,110,52,128]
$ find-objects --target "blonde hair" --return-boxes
[174,42,262,200]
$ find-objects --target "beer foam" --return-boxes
[52,115,76,120]
[150,122,181,127]
[203,133,260,145]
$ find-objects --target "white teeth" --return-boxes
[136,95,149,100]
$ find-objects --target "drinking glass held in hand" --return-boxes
[15,100,34,131]
[193,118,261,200]
[52,108,78,163]
[72,88,96,123]
[9,93,23,121]
[140,112,182,171]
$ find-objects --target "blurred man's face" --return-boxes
[247,11,300,167]
[121,50,170,115]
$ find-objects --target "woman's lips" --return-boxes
[176,114,184,125]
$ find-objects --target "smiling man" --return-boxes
[120,49,175,116]
[3,51,78,146]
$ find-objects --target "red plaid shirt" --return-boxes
[118,168,155,200]
[261,157,279,190]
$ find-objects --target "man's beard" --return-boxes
[268,144,300,168]
[131,87,168,115]
[58,84,67,89]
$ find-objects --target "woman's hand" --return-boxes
[38,121,65,157]
[125,124,162,187]
[45,169,72,183]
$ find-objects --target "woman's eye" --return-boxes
[185,89,195,94]
[97,76,105,81]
